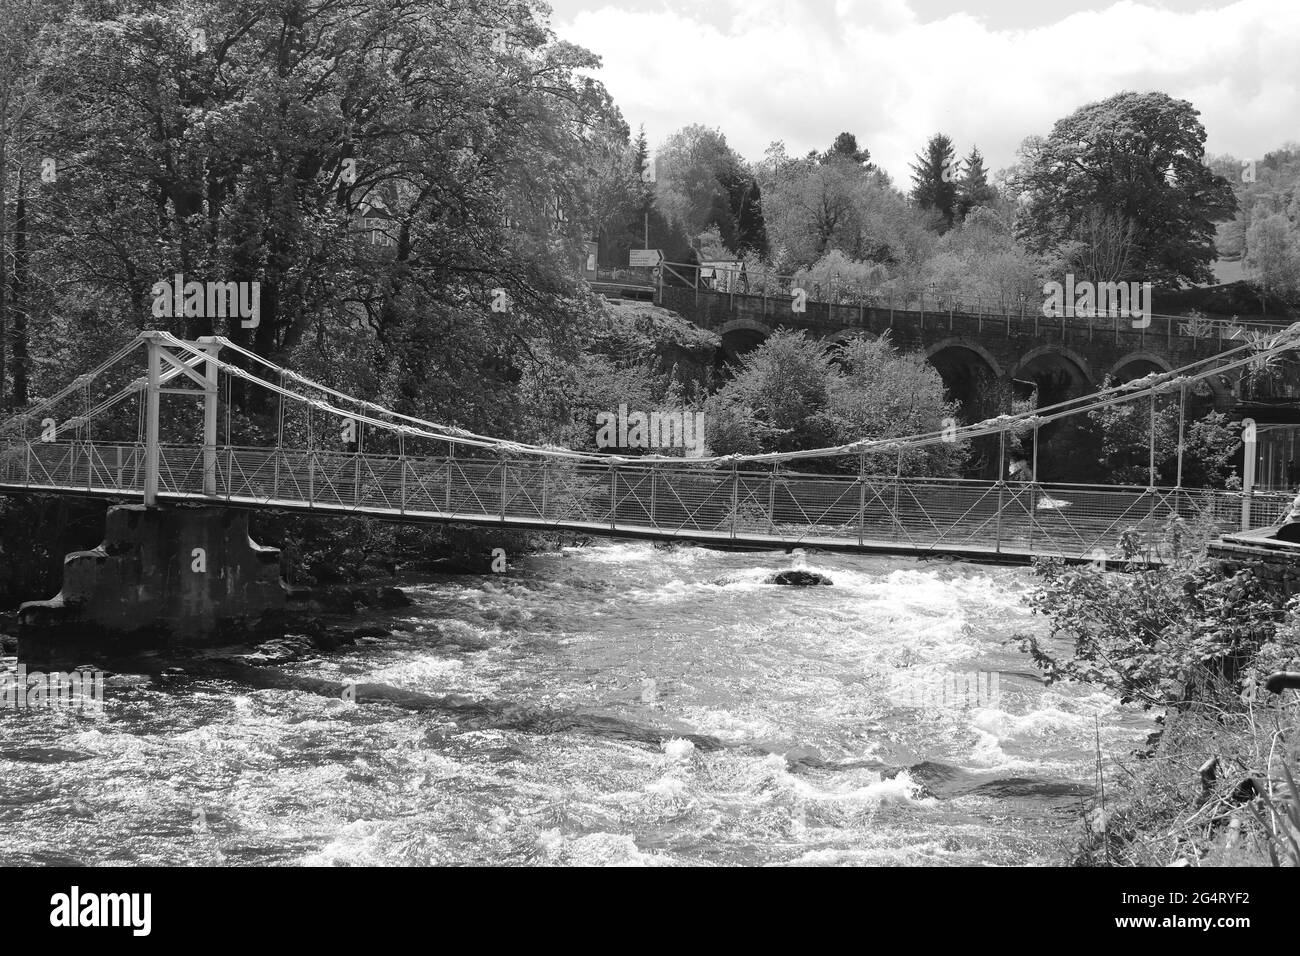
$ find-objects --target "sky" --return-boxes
[544,0,1300,184]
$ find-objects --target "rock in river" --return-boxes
[768,569,832,586]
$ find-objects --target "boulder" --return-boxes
[768,569,833,586]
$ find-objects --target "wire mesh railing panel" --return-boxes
[647,467,733,534]
[6,440,1298,561]
[612,466,657,528]
[157,445,205,496]
[222,448,286,503]
[772,473,861,543]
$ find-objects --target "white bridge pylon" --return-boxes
[143,332,223,504]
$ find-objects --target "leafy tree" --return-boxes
[655,124,766,259]
[1089,380,1240,487]
[823,132,873,168]
[703,329,962,475]
[20,0,620,444]
[761,143,924,268]
[909,133,959,231]
[826,333,965,476]
[1015,91,1237,286]
[706,330,836,453]
[1244,209,1300,304]
[1020,549,1286,707]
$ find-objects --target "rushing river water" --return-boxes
[0,542,1153,866]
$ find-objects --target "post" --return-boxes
[609,462,618,530]
[730,463,740,539]
[500,458,508,522]
[1242,430,1256,530]
[767,463,777,535]
[354,422,363,507]
[306,405,314,507]
[198,337,220,496]
[857,452,866,547]
[541,457,550,520]
[445,441,453,513]
[1148,392,1157,489]
[144,334,161,506]
[994,431,1006,555]
[649,462,657,528]
[1027,424,1039,555]
[1175,385,1186,491]
[891,448,903,541]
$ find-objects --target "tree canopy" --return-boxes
[1014,91,1237,287]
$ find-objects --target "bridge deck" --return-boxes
[2,441,1289,564]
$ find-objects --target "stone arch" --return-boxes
[1107,351,1173,384]
[924,338,1005,414]
[822,328,879,346]
[924,338,1005,380]
[1010,346,1097,484]
[717,317,773,338]
[1011,345,1094,405]
[717,317,771,362]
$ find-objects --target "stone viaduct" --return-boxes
[658,284,1254,413]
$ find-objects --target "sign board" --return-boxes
[629,249,662,268]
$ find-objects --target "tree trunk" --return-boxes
[11,164,26,406]
[0,131,8,409]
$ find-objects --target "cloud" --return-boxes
[557,0,1300,183]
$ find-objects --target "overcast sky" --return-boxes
[546,0,1299,184]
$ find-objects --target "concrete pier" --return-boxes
[18,504,285,665]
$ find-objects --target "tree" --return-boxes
[1015,91,1237,287]
[909,133,959,231]
[955,146,996,220]
[16,0,626,444]
[0,0,51,407]
[826,333,965,476]
[655,124,766,258]
[702,329,962,475]
[1244,209,1300,305]
[823,132,873,168]
[705,330,837,453]
[1061,206,1136,285]
[1089,381,1239,487]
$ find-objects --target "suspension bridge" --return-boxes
[0,329,1297,564]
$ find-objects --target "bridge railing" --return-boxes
[3,439,1292,560]
[658,261,1290,344]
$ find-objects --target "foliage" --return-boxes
[1015,91,1237,287]
[653,124,766,257]
[1244,209,1300,302]
[703,329,965,475]
[7,0,620,440]
[1088,378,1240,487]
[955,146,996,221]
[1019,534,1288,707]
[909,132,959,231]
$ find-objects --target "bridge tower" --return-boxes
[140,332,222,504]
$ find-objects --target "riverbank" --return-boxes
[1017,537,1300,866]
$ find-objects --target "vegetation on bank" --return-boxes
[1018,521,1300,866]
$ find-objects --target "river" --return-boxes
[0,542,1152,866]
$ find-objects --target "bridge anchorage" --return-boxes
[2,326,1299,661]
